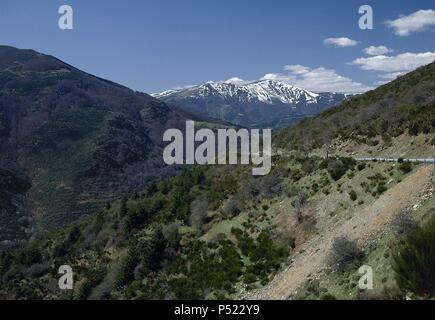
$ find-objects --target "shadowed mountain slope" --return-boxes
[0,46,188,248]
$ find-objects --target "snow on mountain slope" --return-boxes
[152,80,349,128]
[153,80,320,105]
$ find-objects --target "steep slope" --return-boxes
[153,80,348,128]
[0,46,187,248]
[245,165,434,299]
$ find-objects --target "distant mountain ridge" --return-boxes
[153,80,350,128]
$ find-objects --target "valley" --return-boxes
[0,47,433,301]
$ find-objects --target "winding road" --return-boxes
[353,157,435,164]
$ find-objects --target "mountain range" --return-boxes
[153,80,350,128]
[0,45,433,301]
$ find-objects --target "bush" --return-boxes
[376,183,388,195]
[328,237,364,273]
[321,293,337,300]
[125,207,150,233]
[257,175,282,198]
[162,222,181,250]
[223,197,242,217]
[241,178,260,198]
[349,190,358,201]
[329,162,346,181]
[93,211,105,234]
[134,228,167,276]
[293,191,307,223]
[147,229,167,273]
[76,268,106,300]
[392,217,435,297]
[391,210,418,239]
[243,273,257,284]
[189,200,209,229]
[115,248,138,289]
[15,244,42,266]
[66,225,82,245]
[327,158,355,181]
[399,162,412,174]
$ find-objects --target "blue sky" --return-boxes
[0,0,434,93]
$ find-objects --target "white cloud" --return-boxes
[323,37,359,47]
[283,64,310,74]
[351,52,435,72]
[260,64,372,93]
[173,84,197,90]
[364,46,393,56]
[224,77,251,85]
[372,72,405,86]
[377,72,405,80]
[374,80,390,86]
[386,9,435,36]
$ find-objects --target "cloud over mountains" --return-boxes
[386,9,435,36]
[323,37,360,47]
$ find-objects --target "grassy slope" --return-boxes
[2,152,430,300]
[275,62,435,151]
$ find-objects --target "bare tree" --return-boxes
[293,191,307,223]
[327,237,364,273]
[391,210,418,239]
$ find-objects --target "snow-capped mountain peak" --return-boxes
[152,80,348,128]
[152,79,319,105]
[241,80,319,104]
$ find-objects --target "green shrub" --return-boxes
[223,197,242,217]
[75,268,106,300]
[399,162,412,174]
[376,183,388,195]
[93,211,105,234]
[349,190,358,201]
[327,158,355,181]
[115,247,138,289]
[329,163,346,181]
[243,273,257,284]
[67,225,82,245]
[15,244,42,266]
[392,217,435,297]
[357,163,366,171]
[321,293,337,300]
[125,207,150,232]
